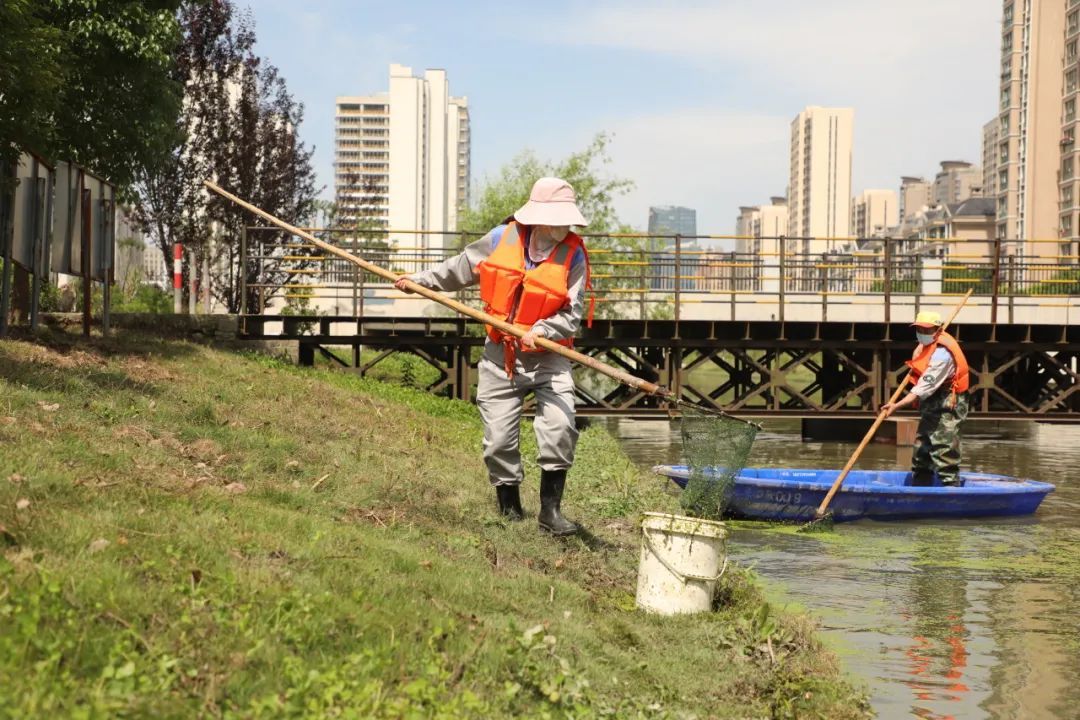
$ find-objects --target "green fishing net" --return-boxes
[679,406,760,520]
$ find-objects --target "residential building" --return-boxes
[753,197,789,256]
[787,106,854,253]
[982,118,1001,205]
[334,96,389,227]
[1061,2,1080,253]
[932,161,983,205]
[852,189,899,239]
[899,176,932,223]
[334,64,470,249]
[734,206,759,252]
[915,197,997,259]
[992,0,1066,253]
[734,198,788,255]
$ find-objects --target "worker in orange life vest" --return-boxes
[394,178,590,535]
[882,311,971,486]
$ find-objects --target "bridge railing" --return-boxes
[240,227,1080,324]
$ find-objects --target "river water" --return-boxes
[596,417,1080,720]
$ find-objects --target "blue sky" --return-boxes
[246,0,1000,235]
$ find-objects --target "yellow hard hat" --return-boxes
[911,311,942,328]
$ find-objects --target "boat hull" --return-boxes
[651,467,1056,522]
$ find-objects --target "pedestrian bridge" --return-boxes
[238,228,1080,420]
[241,314,1080,422]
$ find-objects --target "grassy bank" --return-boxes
[0,331,870,718]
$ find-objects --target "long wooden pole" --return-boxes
[206,181,677,398]
[811,289,973,520]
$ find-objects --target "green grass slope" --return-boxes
[0,332,870,719]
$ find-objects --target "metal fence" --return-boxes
[241,227,1080,323]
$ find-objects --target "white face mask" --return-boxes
[535,226,569,245]
[916,331,936,345]
[529,226,569,262]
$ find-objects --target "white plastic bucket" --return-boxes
[635,511,727,615]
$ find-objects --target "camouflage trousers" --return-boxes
[911,390,969,486]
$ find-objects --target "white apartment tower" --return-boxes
[852,189,899,239]
[735,198,788,254]
[787,106,854,253]
[932,160,982,206]
[899,176,933,223]
[335,64,470,249]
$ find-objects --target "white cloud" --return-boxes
[559,1,995,91]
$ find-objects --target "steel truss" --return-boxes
[242,316,1080,421]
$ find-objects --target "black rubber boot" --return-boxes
[910,470,935,487]
[538,469,578,536]
[496,484,523,520]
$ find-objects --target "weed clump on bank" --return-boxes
[0,332,870,718]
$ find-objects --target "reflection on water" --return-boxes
[596,417,1080,720]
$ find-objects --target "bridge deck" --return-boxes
[241,315,1080,421]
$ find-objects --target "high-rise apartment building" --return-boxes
[787,106,854,253]
[852,190,899,239]
[734,198,787,254]
[899,176,932,223]
[755,197,789,239]
[334,64,470,249]
[1061,5,1080,248]
[982,119,1001,204]
[334,96,389,226]
[991,0,1066,252]
[932,161,983,205]
[734,206,759,240]
[754,197,789,256]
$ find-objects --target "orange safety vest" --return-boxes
[477,221,592,376]
[905,331,970,395]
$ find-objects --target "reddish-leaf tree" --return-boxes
[133,0,317,313]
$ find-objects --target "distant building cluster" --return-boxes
[732,0,1080,263]
[735,109,988,259]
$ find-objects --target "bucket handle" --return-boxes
[643,530,728,584]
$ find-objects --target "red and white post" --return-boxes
[173,243,183,314]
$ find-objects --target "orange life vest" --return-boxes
[477,222,592,375]
[905,331,970,394]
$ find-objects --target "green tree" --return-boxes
[460,133,632,236]
[0,0,183,187]
[0,1,63,178]
[133,0,318,315]
[459,134,662,319]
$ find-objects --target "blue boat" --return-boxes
[651,466,1056,522]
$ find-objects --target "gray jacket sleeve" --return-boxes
[406,230,495,292]
[532,258,587,342]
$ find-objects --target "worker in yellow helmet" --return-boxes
[883,311,971,486]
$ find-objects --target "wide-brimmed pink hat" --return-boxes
[513,177,588,227]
